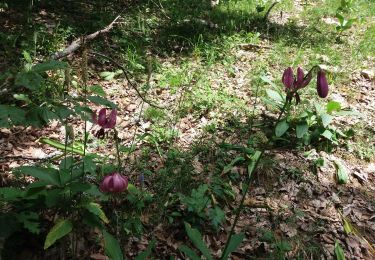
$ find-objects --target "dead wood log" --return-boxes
[51,15,121,60]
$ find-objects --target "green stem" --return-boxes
[114,129,122,171]
[221,98,291,259]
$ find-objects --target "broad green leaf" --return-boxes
[103,230,123,260]
[334,160,348,184]
[178,245,201,260]
[343,217,353,234]
[335,240,345,260]
[260,75,277,88]
[223,157,245,174]
[321,113,333,128]
[184,222,212,260]
[90,85,106,97]
[99,71,116,81]
[87,95,116,109]
[33,60,67,73]
[248,150,261,178]
[321,129,333,140]
[13,94,31,103]
[17,212,40,234]
[22,50,32,63]
[275,120,289,137]
[15,71,44,91]
[39,137,85,156]
[0,187,23,201]
[221,232,245,259]
[327,101,341,114]
[208,206,225,228]
[44,219,73,249]
[84,202,109,224]
[17,166,60,186]
[296,123,308,138]
[135,239,155,260]
[266,89,284,103]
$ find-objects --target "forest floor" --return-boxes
[1,0,375,259]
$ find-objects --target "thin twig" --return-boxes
[89,51,166,109]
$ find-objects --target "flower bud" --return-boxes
[317,70,329,98]
[100,173,128,193]
[93,108,117,129]
[282,67,294,89]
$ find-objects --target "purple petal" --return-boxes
[104,109,117,129]
[295,67,304,88]
[97,108,107,127]
[282,67,294,89]
[100,175,112,192]
[317,70,329,98]
[111,173,127,193]
[301,70,313,88]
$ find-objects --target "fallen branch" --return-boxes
[51,16,121,60]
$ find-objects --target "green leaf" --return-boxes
[17,166,61,186]
[275,120,289,137]
[90,85,106,97]
[17,212,40,234]
[87,95,116,109]
[103,230,123,260]
[33,60,67,73]
[266,89,284,103]
[178,245,201,260]
[44,219,73,249]
[184,222,212,260]
[296,123,308,138]
[135,239,155,260]
[327,101,341,114]
[260,75,277,88]
[335,240,346,260]
[100,71,116,81]
[221,232,245,259]
[39,137,85,156]
[321,113,333,128]
[22,50,32,63]
[15,71,44,91]
[208,206,225,228]
[13,94,31,103]
[248,150,261,178]
[84,202,109,224]
[223,157,245,174]
[321,129,333,140]
[0,187,23,201]
[334,160,348,184]
[343,217,353,234]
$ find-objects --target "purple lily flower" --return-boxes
[317,70,329,98]
[100,173,128,193]
[93,108,117,129]
[282,67,294,89]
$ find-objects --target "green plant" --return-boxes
[179,222,245,260]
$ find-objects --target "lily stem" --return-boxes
[220,98,291,259]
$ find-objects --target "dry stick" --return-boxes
[51,15,121,60]
[89,51,167,109]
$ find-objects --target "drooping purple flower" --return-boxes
[317,70,329,98]
[282,67,294,89]
[100,173,128,193]
[93,108,117,129]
